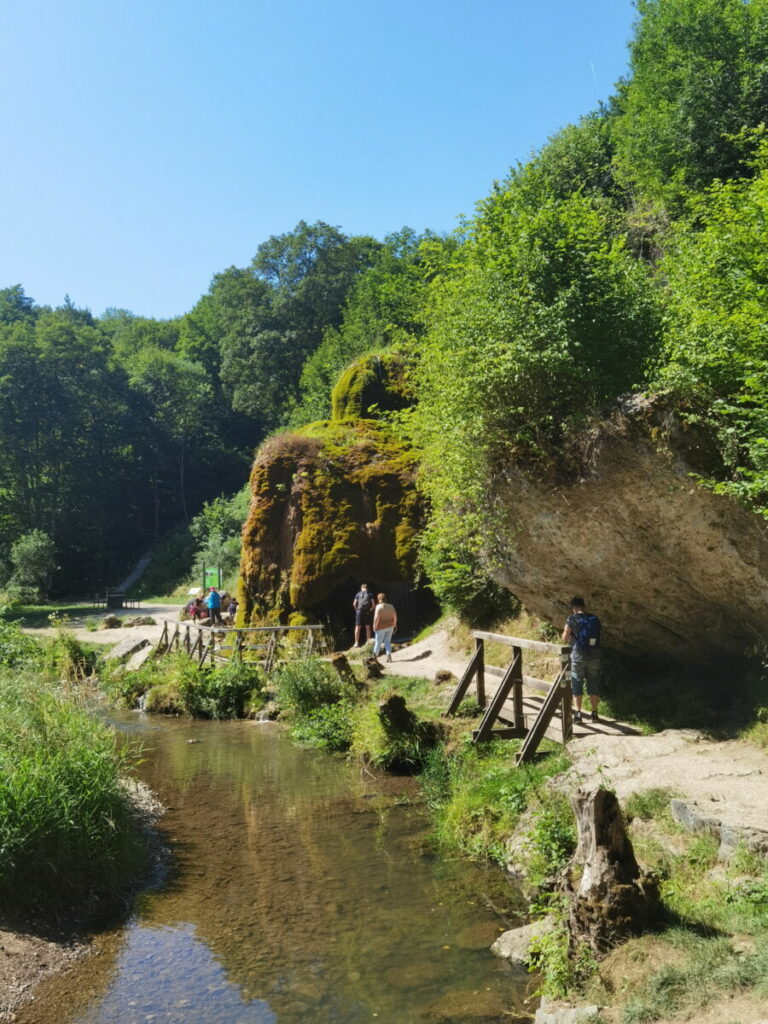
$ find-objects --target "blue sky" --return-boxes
[0,0,636,319]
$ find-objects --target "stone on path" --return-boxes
[104,635,150,663]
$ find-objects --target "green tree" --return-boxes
[0,308,145,588]
[613,0,768,208]
[658,141,768,510]
[6,529,56,602]
[127,348,214,524]
[218,221,380,427]
[293,228,438,423]
[0,285,37,326]
[411,185,660,588]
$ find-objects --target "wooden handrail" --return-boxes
[471,630,568,655]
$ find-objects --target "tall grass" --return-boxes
[421,738,572,864]
[0,670,144,915]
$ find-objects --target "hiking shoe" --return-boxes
[573,711,582,723]
[591,711,599,723]
[386,654,392,663]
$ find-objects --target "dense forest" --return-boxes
[4,0,768,605]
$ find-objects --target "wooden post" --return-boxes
[560,647,572,742]
[511,644,524,730]
[264,629,277,674]
[515,662,569,764]
[472,651,524,743]
[475,636,485,707]
[444,643,483,716]
[157,621,169,655]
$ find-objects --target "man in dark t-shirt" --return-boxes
[562,596,602,724]
[352,583,374,647]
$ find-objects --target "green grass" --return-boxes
[0,670,144,915]
[2,602,96,627]
[421,737,572,864]
[622,931,768,1024]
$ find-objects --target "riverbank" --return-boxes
[13,609,768,1023]
[0,778,165,1024]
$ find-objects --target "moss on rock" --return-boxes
[330,351,413,421]
[239,352,424,627]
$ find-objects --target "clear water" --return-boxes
[21,714,535,1024]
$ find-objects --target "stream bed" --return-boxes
[20,712,534,1024]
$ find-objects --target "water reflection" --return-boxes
[22,715,533,1024]
[76,924,276,1024]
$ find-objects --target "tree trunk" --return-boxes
[566,787,660,953]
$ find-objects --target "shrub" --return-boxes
[290,700,355,752]
[524,794,577,888]
[274,656,354,715]
[421,738,571,864]
[0,670,144,914]
[180,657,264,720]
[43,619,97,681]
[625,788,676,823]
[350,696,440,772]
[0,616,41,668]
[5,530,56,603]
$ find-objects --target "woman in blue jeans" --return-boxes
[372,593,397,663]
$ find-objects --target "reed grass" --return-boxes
[0,669,143,915]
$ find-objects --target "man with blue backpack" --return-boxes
[562,596,601,724]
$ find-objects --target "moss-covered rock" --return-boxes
[239,352,426,629]
[330,351,413,421]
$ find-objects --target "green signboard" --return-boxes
[204,566,222,589]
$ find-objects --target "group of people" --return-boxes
[352,583,397,662]
[351,583,603,722]
[185,587,238,626]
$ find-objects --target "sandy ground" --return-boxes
[19,601,181,646]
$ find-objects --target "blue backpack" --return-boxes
[570,613,601,652]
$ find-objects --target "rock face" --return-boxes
[239,353,427,629]
[489,396,768,664]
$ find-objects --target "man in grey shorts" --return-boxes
[562,596,601,724]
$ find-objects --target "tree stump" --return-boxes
[378,694,417,733]
[364,655,384,679]
[566,787,660,953]
[330,652,356,685]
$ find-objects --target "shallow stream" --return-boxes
[21,713,534,1024]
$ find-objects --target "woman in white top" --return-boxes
[372,593,397,663]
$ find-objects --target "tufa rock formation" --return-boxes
[239,352,428,630]
[488,396,768,664]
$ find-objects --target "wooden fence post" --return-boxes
[560,646,572,742]
[475,636,485,707]
[511,644,524,730]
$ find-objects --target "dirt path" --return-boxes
[19,602,180,646]
[385,627,768,847]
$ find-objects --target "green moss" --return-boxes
[239,393,423,624]
[330,351,413,421]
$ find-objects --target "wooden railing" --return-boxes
[155,620,327,674]
[444,631,572,762]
